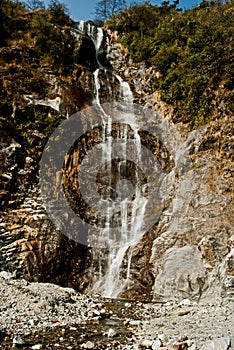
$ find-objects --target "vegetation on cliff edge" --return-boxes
[107,0,234,128]
[0,0,82,156]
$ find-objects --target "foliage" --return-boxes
[0,0,26,45]
[0,0,75,161]
[95,0,127,22]
[107,0,234,128]
[31,13,76,74]
[23,0,45,10]
[48,0,71,26]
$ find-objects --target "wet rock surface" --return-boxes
[0,273,233,349]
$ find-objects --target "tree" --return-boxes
[23,0,45,10]
[48,0,72,26]
[95,0,127,22]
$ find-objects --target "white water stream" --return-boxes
[77,23,147,297]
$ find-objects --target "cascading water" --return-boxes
[76,22,147,298]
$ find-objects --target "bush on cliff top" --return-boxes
[107,0,234,128]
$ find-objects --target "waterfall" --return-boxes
[75,22,147,298]
[116,75,134,104]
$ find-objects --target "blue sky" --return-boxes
[44,0,203,21]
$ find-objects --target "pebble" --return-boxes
[81,340,95,349]
[0,271,13,279]
[31,345,42,350]
[172,342,188,350]
[152,339,162,349]
[100,308,106,315]
[129,320,141,326]
[107,328,117,338]
[141,339,153,348]
[13,335,26,347]
[177,310,191,316]
[179,299,193,307]
[125,303,131,307]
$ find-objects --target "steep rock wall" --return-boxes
[106,30,234,301]
[0,30,96,289]
[0,24,233,302]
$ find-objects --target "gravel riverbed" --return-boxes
[0,272,233,349]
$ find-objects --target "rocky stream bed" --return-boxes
[0,272,233,350]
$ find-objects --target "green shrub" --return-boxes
[108,0,234,128]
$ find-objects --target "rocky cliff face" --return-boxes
[0,23,96,290]
[104,30,234,302]
[0,21,233,303]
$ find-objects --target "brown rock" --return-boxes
[177,310,191,316]
[173,342,188,350]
